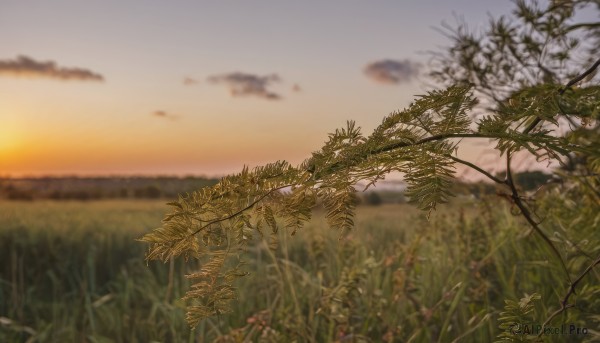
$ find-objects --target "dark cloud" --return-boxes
[292,83,302,92]
[0,55,104,81]
[363,59,420,84]
[183,77,199,86]
[152,110,178,120]
[207,72,282,100]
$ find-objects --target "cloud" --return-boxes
[207,72,282,100]
[152,110,178,120]
[183,77,198,86]
[0,55,104,81]
[363,59,420,84]
[292,83,302,92]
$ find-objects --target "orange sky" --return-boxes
[0,1,521,177]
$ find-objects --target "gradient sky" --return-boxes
[0,0,517,177]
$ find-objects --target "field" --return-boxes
[0,198,597,342]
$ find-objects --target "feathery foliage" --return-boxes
[496,293,542,342]
[141,0,600,331]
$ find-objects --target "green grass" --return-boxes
[0,199,597,342]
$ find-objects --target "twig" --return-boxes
[538,253,600,337]
[444,154,505,184]
[521,57,600,135]
[565,22,600,33]
[559,57,600,95]
[188,184,292,238]
[312,132,501,177]
[505,150,572,284]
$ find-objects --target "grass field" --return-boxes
[0,198,597,342]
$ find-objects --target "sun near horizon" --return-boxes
[1,1,520,178]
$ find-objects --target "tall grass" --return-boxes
[0,198,596,342]
[0,201,193,342]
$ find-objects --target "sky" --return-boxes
[0,0,518,177]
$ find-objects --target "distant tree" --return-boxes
[119,187,130,198]
[364,191,383,206]
[48,190,63,200]
[6,187,34,201]
[516,170,553,191]
[142,0,599,335]
[134,185,162,199]
[68,190,92,201]
[492,170,553,191]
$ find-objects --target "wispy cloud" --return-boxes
[0,55,104,81]
[363,59,420,84]
[207,72,282,100]
[152,110,178,121]
[183,77,199,86]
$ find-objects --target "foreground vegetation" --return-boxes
[1,2,597,342]
[1,196,597,342]
[140,1,600,336]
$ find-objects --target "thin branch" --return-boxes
[205,171,287,203]
[559,57,600,95]
[313,132,497,177]
[564,22,600,33]
[522,57,600,135]
[538,253,600,338]
[505,150,572,284]
[373,133,492,153]
[522,117,542,135]
[188,184,292,238]
[444,154,505,184]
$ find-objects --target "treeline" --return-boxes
[0,171,551,202]
[452,170,553,198]
[357,170,552,206]
[0,176,218,201]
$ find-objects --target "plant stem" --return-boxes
[538,253,600,338]
[505,150,572,284]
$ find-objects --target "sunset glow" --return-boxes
[0,0,518,177]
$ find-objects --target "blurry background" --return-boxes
[2,1,595,342]
[0,0,517,177]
